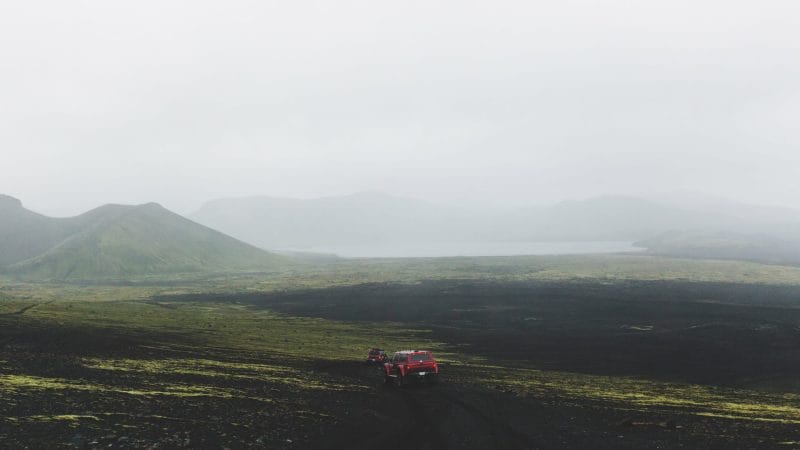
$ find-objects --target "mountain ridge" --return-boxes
[191,192,800,249]
[188,192,800,264]
[0,197,286,280]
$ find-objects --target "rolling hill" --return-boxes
[0,194,86,265]
[0,196,286,280]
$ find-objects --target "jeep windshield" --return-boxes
[409,353,432,362]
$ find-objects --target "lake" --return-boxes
[276,241,644,258]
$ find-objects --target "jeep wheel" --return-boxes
[394,372,404,388]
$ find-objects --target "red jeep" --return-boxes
[383,350,439,387]
[366,348,388,365]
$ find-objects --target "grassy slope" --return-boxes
[0,196,85,265]
[8,203,287,281]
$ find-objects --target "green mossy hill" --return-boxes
[3,199,286,280]
[0,195,84,265]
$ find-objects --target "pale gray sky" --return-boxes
[1,0,799,216]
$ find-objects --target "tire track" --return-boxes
[436,388,541,449]
[397,388,449,449]
[398,384,541,450]
[316,361,540,449]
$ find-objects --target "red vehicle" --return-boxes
[366,348,388,364]
[383,350,439,387]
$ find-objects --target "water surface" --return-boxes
[276,241,643,258]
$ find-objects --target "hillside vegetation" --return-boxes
[0,196,286,281]
[0,195,86,265]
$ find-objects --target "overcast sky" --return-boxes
[1,0,799,216]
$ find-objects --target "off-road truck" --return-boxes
[383,350,439,387]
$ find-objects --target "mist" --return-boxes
[2,0,799,217]
[5,3,800,445]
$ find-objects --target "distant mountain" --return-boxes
[190,192,483,249]
[495,196,743,241]
[190,192,800,252]
[7,192,800,268]
[636,230,800,265]
[648,191,800,230]
[0,196,286,280]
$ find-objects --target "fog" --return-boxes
[1,0,799,216]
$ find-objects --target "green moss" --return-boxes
[81,358,361,391]
[469,364,800,424]
[0,374,264,399]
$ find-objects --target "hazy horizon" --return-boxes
[3,1,799,216]
[6,189,800,220]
